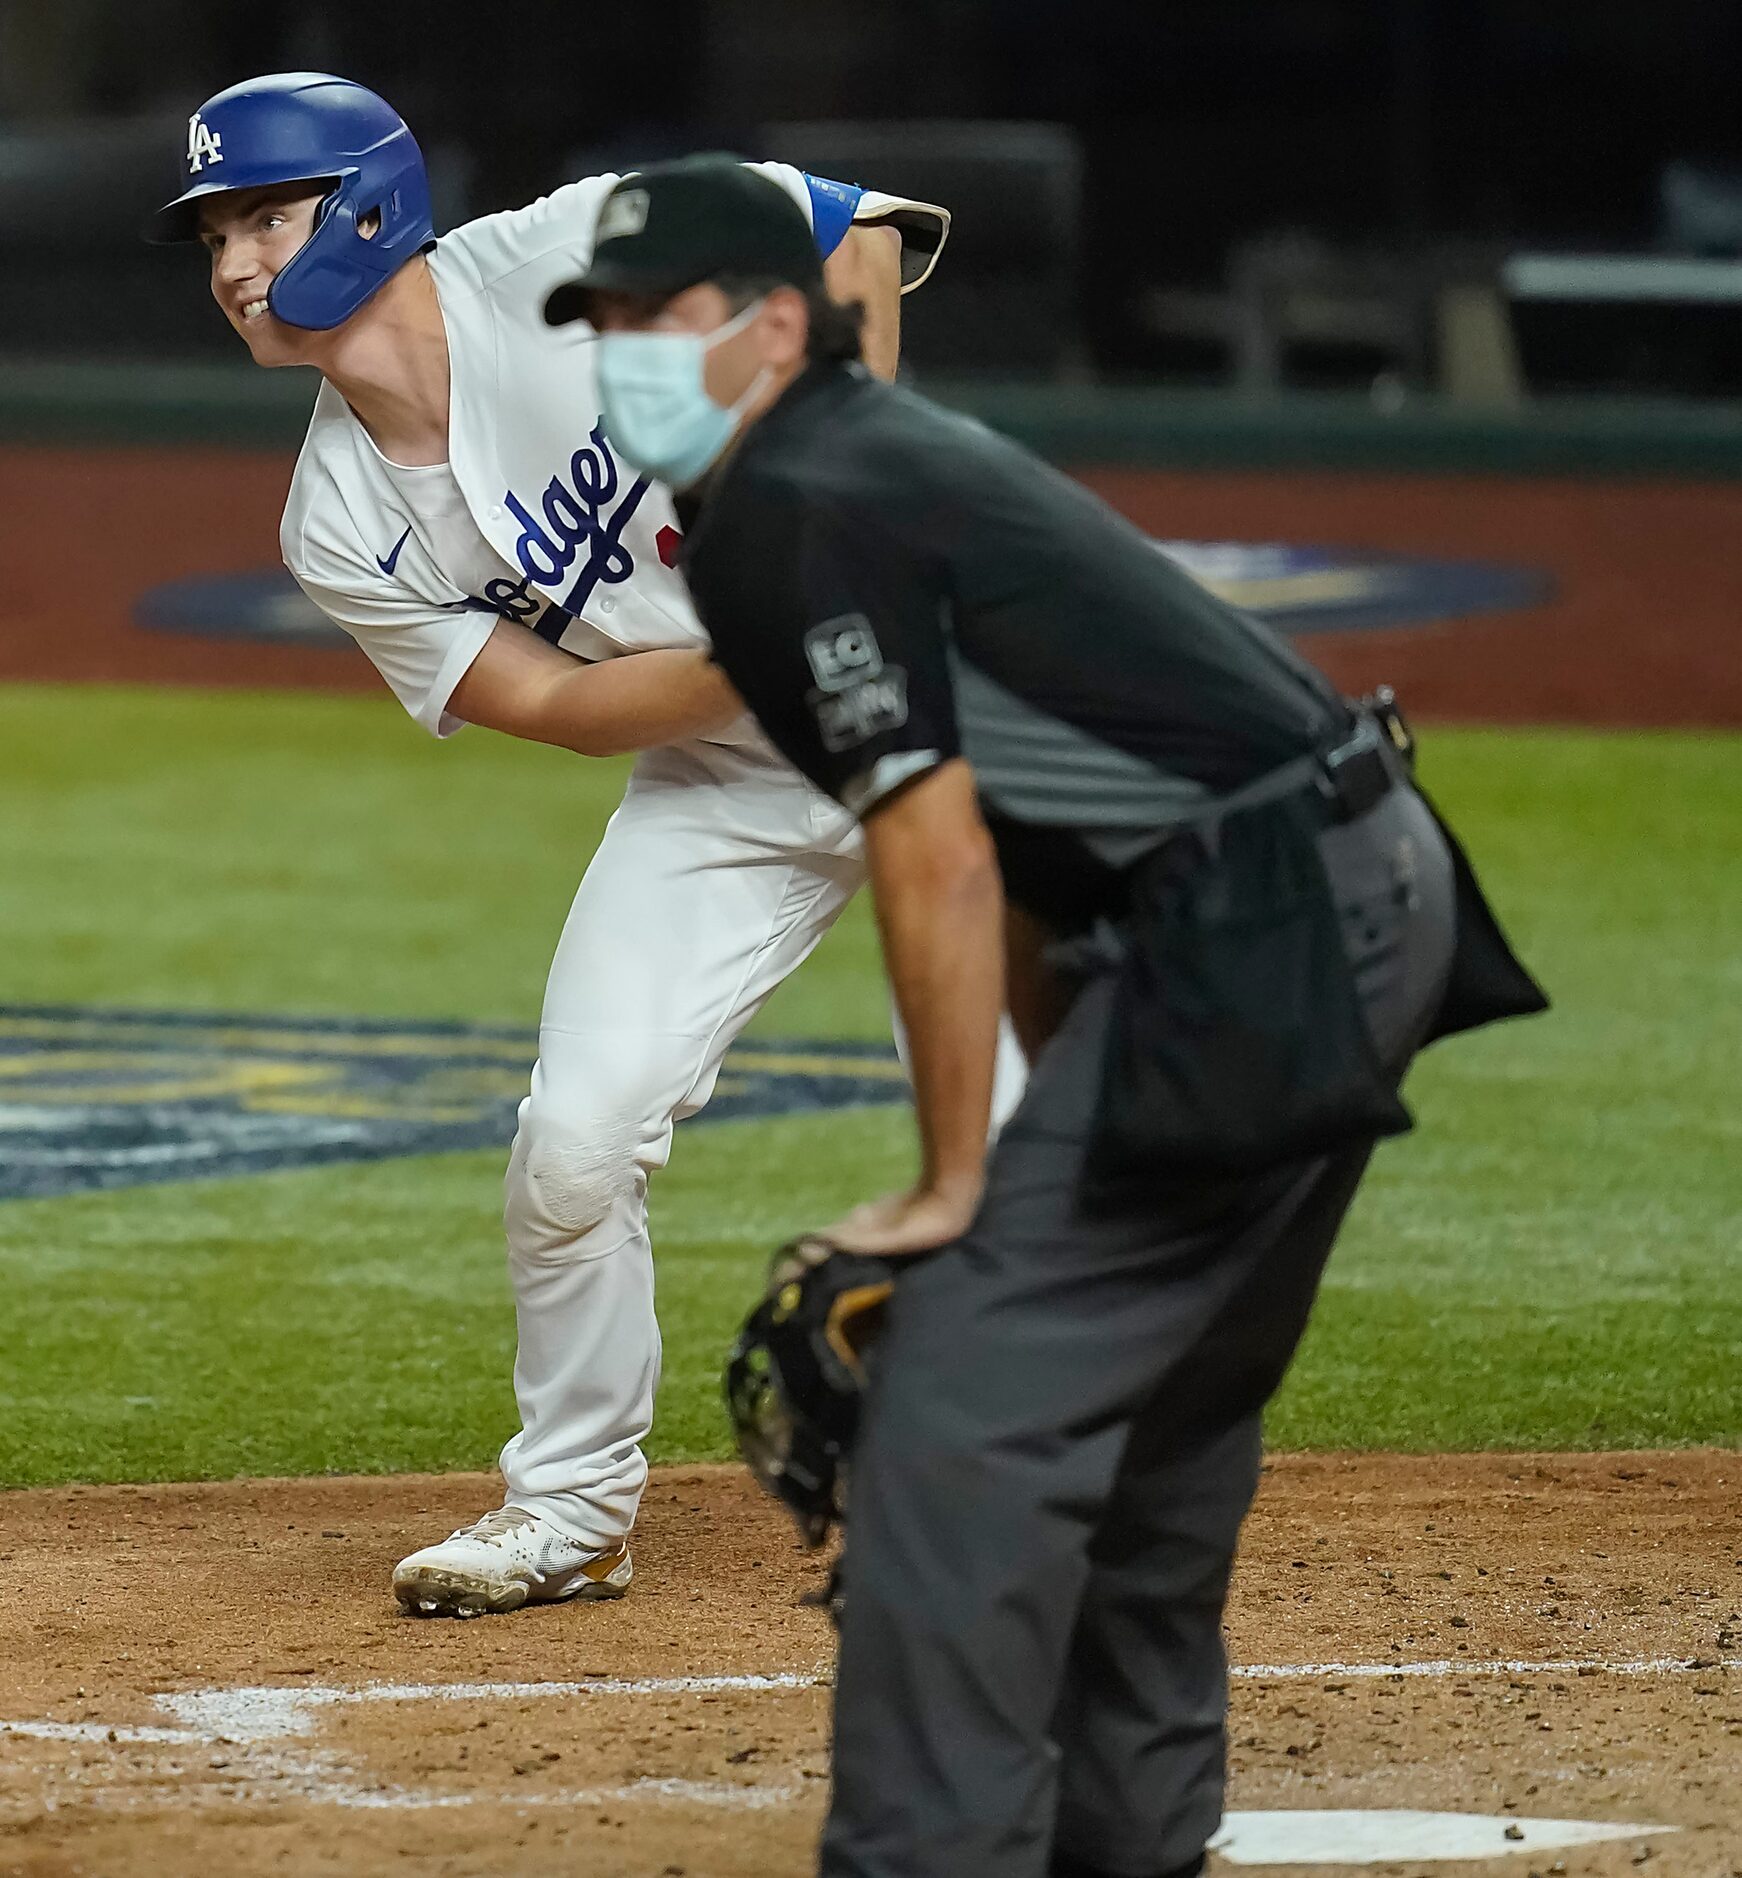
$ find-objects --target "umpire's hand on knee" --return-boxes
[822,1178,980,1258]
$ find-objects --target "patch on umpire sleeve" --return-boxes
[804,616,910,752]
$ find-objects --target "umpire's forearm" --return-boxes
[863,762,1005,1202]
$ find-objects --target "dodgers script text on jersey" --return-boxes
[498,421,649,627]
[280,166,946,740]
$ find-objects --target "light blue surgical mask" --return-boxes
[596,298,771,489]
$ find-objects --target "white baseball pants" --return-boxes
[496,737,1025,1549]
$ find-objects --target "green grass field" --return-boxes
[1,684,1736,1488]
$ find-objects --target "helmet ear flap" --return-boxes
[266,185,356,330]
[266,160,428,330]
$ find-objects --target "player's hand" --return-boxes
[820,1180,980,1258]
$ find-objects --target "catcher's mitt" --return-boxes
[723,1235,903,1548]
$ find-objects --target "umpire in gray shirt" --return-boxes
[547,156,1546,1878]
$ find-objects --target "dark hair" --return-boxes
[716,276,864,365]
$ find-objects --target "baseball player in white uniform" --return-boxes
[148,72,1023,1617]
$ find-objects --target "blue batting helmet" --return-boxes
[144,72,435,331]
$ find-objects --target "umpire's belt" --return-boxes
[1200,699,1411,842]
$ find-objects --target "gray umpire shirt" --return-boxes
[679,362,1350,930]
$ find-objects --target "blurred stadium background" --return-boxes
[0,0,1736,1489]
[7,0,1742,392]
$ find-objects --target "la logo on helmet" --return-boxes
[186,112,223,174]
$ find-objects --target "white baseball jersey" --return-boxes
[281,165,948,738]
[273,164,1022,1563]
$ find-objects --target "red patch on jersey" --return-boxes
[656,524,684,568]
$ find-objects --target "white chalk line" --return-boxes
[6,1655,1734,1751]
[6,1655,1734,1752]
[1230,1653,1742,1681]
[4,1654,1733,1818]
[6,1720,193,1745]
[2,1672,828,1815]
[190,1653,1742,1742]
[157,1670,825,1743]
[325,1776,801,1814]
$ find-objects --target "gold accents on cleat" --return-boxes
[390,1511,634,1618]
[577,1541,634,1594]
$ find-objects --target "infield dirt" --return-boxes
[2,1453,1736,1877]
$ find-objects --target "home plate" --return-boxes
[1211,1810,1675,1864]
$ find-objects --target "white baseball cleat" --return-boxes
[392,1506,633,1617]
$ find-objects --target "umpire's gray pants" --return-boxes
[819,784,1458,1878]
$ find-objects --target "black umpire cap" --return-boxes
[544,155,822,328]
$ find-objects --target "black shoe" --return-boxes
[1050,1854,1205,1878]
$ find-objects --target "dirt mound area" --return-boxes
[2,1453,1737,1876]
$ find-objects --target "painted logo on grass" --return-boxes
[131,544,1552,649]
[1154,541,1553,634]
[0,1007,904,1203]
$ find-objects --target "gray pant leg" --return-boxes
[820,787,1456,1878]
[821,996,1376,1878]
[819,1011,1143,1878]
[1049,787,1457,1875]
[1049,1415,1263,1877]
[1048,1140,1374,1874]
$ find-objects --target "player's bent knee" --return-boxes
[504,1112,642,1257]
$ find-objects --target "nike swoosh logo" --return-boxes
[376,525,413,576]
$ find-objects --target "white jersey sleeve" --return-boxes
[281,463,496,740]
[742,163,952,293]
[455,162,950,298]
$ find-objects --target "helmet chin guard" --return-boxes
[144,71,435,331]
